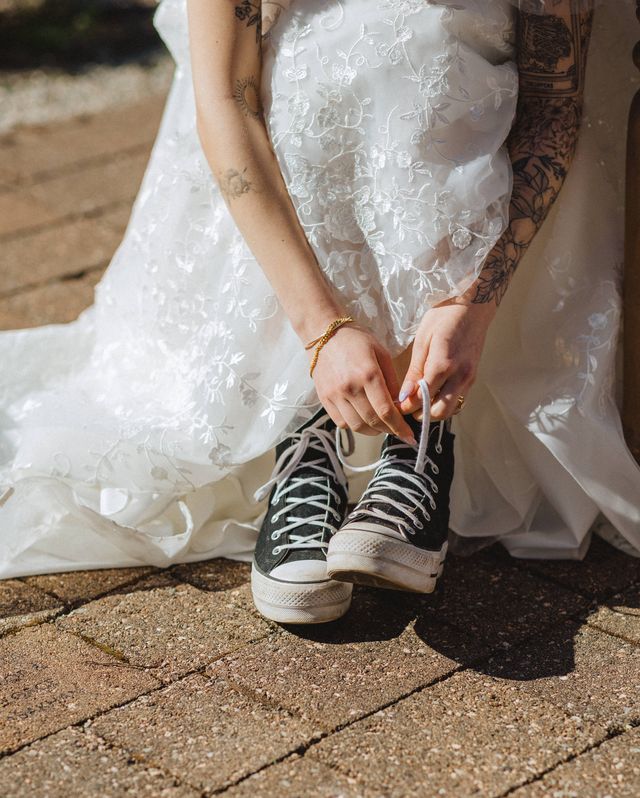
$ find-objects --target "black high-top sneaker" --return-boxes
[326,382,454,594]
[251,406,353,624]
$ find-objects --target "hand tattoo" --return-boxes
[220,167,253,202]
[233,75,262,119]
[471,6,593,306]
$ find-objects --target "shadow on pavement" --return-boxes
[286,538,640,682]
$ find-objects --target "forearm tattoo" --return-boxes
[233,75,262,118]
[219,167,254,202]
[472,5,593,306]
[233,0,262,42]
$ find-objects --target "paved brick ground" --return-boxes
[1,97,639,798]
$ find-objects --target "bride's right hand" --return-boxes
[308,324,417,445]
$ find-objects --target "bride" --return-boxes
[0,0,637,623]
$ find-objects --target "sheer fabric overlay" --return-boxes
[0,0,638,578]
[506,0,613,12]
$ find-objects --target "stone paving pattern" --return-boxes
[1,97,639,797]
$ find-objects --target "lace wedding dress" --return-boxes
[1,0,638,578]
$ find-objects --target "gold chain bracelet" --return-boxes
[304,316,354,378]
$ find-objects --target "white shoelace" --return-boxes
[335,378,446,538]
[253,415,354,555]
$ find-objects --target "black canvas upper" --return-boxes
[344,414,455,552]
[253,406,350,576]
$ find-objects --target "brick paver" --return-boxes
[0,579,61,634]
[172,558,252,594]
[23,565,158,604]
[423,548,592,649]
[214,589,482,731]
[511,726,640,798]
[311,669,604,798]
[0,727,198,798]
[0,624,159,753]
[95,203,137,236]
[0,189,56,238]
[586,582,640,645]
[223,755,367,798]
[0,216,121,297]
[0,269,101,329]
[0,97,165,185]
[90,673,319,793]
[56,576,271,682]
[1,93,639,798]
[519,535,640,601]
[27,151,149,219]
[483,621,640,731]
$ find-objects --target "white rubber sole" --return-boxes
[326,527,447,593]
[251,563,353,624]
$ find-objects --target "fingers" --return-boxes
[322,397,347,430]
[375,345,402,403]
[326,354,414,441]
[334,397,380,438]
[423,346,455,403]
[365,377,416,444]
[430,368,474,420]
[336,386,415,445]
[371,348,417,442]
[400,343,473,421]
[316,334,421,440]
[413,368,474,421]
[397,333,431,415]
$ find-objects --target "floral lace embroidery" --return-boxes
[264,0,518,350]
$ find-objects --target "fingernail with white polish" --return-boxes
[398,381,416,403]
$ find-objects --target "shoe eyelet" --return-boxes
[433,485,439,494]
[271,532,280,541]
[272,547,281,556]
[431,465,440,475]
[415,520,423,529]
[435,444,443,454]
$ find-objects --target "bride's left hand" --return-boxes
[397,296,497,421]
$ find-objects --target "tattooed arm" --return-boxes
[398,0,593,420]
[471,1,593,306]
[187,0,345,340]
[187,0,415,441]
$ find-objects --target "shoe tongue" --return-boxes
[275,405,334,459]
[404,412,424,440]
[401,414,451,447]
[293,405,333,434]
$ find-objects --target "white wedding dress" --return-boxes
[1,0,638,578]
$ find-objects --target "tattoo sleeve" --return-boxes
[471,4,593,306]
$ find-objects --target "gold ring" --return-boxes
[454,394,466,414]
